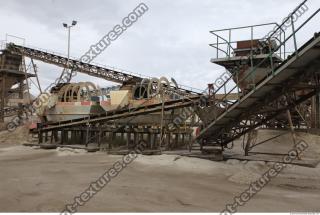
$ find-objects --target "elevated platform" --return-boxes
[198,33,320,146]
[0,49,35,121]
[211,53,283,70]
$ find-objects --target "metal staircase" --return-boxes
[196,5,320,149]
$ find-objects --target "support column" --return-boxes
[0,73,6,122]
[85,126,90,147]
[127,130,131,149]
[166,133,171,150]
[133,132,138,147]
[97,128,102,147]
[147,133,151,150]
[174,133,179,149]
[60,130,64,145]
[38,131,43,144]
[316,93,320,128]
[44,132,48,142]
[287,109,301,160]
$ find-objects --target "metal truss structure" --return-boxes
[6,43,142,84]
[2,1,320,154]
[197,6,320,149]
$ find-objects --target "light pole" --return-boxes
[63,20,77,59]
[60,20,77,82]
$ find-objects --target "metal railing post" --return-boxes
[228,29,231,57]
[216,36,219,58]
[236,70,240,101]
[291,15,298,55]
[268,42,275,75]
[250,26,254,68]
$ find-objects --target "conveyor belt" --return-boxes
[5,43,142,84]
[36,95,201,132]
[197,32,320,146]
[4,43,203,96]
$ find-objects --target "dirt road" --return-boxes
[0,140,319,212]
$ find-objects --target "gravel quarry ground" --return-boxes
[0,126,319,212]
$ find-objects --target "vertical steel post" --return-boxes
[291,15,298,55]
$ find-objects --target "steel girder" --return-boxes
[6,44,142,84]
[204,64,320,148]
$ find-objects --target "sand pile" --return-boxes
[55,147,87,156]
[135,152,320,186]
[228,170,262,184]
[231,129,320,160]
[0,125,33,145]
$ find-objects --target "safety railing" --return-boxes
[176,84,204,94]
[0,40,7,50]
[211,0,319,113]
[210,22,286,60]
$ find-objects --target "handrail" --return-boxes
[210,32,236,57]
[209,44,230,56]
[210,22,285,59]
[266,0,308,40]
[214,8,320,109]
[210,22,280,33]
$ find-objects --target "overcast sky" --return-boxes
[1,0,319,95]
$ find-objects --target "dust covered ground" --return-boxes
[0,126,319,212]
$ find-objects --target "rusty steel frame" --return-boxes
[6,43,142,84]
[199,34,320,148]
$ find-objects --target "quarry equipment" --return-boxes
[0,49,35,122]
[0,0,319,157]
[1,42,202,151]
[196,3,320,154]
